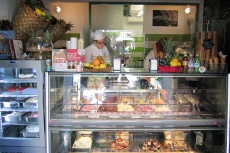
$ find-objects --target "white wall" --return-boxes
[0,0,21,21]
[46,2,89,34]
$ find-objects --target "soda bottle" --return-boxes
[194,54,200,73]
[188,54,194,73]
[182,53,188,73]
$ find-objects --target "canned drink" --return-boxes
[46,59,52,71]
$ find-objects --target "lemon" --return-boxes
[170,61,178,66]
[94,66,100,69]
[41,11,46,16]
[84,62,90,67]
[99,64,106,69]
[35,8,42,16]
[172,58,179,63]
[177,62,181,66]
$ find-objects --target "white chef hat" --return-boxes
[91,30,104,40]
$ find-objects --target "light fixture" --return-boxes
[137,9,143,17]
[185,6,191,14]
[56,6,61,13]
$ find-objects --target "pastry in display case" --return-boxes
[45,72,228,153]
[0,60,46,153]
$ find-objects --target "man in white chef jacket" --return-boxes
[84,30,110,63]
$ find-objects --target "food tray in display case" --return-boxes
[22,102,38,108]
[21,130,40,138]
[21,125,40,138]
[3,112,24,122]
[1,101,20,109]
[25,113,39,123]
[71,134,93,152]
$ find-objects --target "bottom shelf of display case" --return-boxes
[50,131,225,153]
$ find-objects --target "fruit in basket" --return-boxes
[92,58,101,66]
[41,11,46,16]
[89,64,94,68]
[97,56,106,64]
[170,61,178,66]
[84,62,90,67]
[35,8,42,16]
[158,58,169,66]
[99,64,106,69]
[170,58,181,67]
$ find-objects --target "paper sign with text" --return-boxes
[66,49,85,62]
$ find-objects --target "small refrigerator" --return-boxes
[0,60,46,153]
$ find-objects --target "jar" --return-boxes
[26,37,53,59]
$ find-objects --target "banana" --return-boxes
[97,56,105,64]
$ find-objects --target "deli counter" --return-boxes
[45,71,229,153]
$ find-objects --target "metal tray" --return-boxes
[21,130,40,138]
[25,116,39,123]
[4,115,22,122]
[1,101,20,109]
[22,102,38,108]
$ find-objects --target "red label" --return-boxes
[66,49,85,62]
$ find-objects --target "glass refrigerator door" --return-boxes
[0,60,45,152]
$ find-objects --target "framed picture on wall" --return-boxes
[152,10,178,27]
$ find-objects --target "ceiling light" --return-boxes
[56,6,61,13]
[137,9,143,16]
[185,7,191,14]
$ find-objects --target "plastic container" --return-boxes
[158,66,181,73]
[26,37,53,59]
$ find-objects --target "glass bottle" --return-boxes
[182,53,188,73]
[194,54,201,73]
[188,54,194,73]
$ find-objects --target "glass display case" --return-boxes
[45,71,228,153]
[0,60,46,153]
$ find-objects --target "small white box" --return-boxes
[113,58,121,71]
[55,63,67,71]
[150,59,158,71]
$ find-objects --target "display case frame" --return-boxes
[45,71,228,153]
[0,60,46,153]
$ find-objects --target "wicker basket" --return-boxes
[12,2,49,47]
[46,22,68,44]
[158,66,182,73]
[83,66,111,72]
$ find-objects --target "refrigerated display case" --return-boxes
[45,71,228,153]
[0,60,46,153]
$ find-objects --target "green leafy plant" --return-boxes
[162,37,174,54]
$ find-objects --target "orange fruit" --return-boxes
[92,58,101,66]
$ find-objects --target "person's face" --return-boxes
[94,39,106,49]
